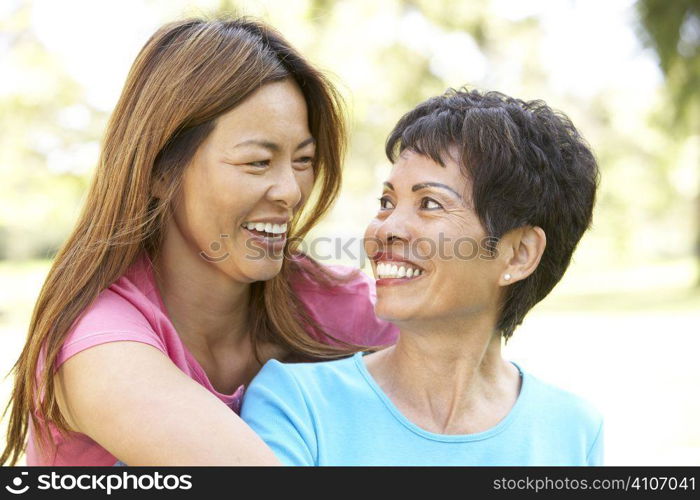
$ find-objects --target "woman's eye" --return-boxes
[421,197,442,210]
[378,196,395,210]
[247,160,270,168]
[293,156,314,169]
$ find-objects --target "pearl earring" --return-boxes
[504,273,512,281]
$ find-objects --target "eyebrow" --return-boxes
[382,181,463,199]
[233,137,315,152]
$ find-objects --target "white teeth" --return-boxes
[243,221,288,235]
[375,262,424,279]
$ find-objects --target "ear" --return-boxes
[150,174,168,200]
[498,226,546,286]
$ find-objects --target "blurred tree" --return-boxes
[636,0,700,285]
[213,0,668,269]
[2,0,688,273]
[0,1,103,260]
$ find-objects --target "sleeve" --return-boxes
[241,360,318,466]
[291,263,399,347]
[586,419,604,466]
[54,289,167,371]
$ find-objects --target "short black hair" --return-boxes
[386,88,599,339]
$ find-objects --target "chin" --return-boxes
[374,299,422,323]
[241,259,284,282]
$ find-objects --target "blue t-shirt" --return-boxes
[241,352,604,466]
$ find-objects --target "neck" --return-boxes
[152,229,251,352]
[366,312,520,434]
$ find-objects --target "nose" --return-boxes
[375,207,412,246]
[267,164,303,209]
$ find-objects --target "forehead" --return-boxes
[210,79,312,145]
[388,150,468,189]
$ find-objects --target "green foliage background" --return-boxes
[1,0,698,465]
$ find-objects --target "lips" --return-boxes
[241,218,289,253]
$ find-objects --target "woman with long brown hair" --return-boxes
[1,17,397,466]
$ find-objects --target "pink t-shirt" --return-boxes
[26,253,398,466]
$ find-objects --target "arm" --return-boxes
[54,341,280,466]
[240,360,317,466]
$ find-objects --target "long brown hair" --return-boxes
[2,16,362,466]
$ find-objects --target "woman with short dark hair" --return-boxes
[242,88,602,466]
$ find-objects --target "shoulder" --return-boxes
[57,278,166,369]
[75,286,152,328]
[243,355,361,413]
[242,356,360,466]
[512,367,605,465]
[522,369,603,434]
[249,355,358,394]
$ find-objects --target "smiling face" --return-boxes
[168,78,316,282]
[364,150,508,326]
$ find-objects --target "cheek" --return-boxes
[427,224,497,300]
[440,251,502,311]
[223,174,267,215]
[192,162,233,209]
[414,222,463,261]
[183,164,266,236]
[409,238,431,262]
[175,168,213,230]
[297,169,315,204]
[363,220,382,255]
[434,216,489,260]
[167,168,226,257]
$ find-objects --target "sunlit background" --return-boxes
[1,0,699,465]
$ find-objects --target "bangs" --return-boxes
[385,105,464,168]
